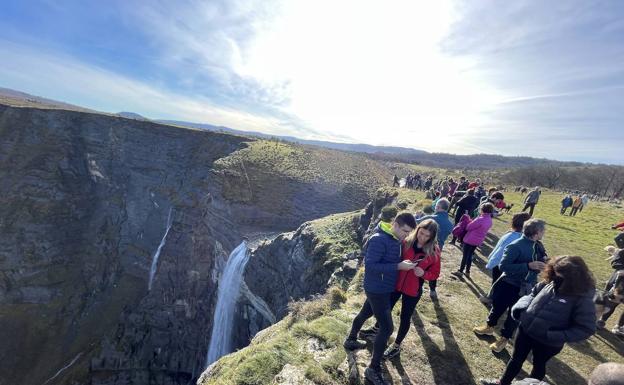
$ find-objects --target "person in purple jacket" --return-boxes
[452,203,494,278]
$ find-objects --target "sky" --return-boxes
[1,0,623,164]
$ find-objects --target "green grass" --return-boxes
[201,187,624,385]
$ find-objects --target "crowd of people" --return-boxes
[342,175,624,385]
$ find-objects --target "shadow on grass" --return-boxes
[594,329,624,355]
[412,301,478,385]
[546,223,577,232]
[546,355,590,385]
[568,339,608,362]
[390,358,415,385]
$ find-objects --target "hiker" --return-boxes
[343,212,417,385]
[480,256,596,385]
[522,187,541,216]
[579,193,590,213]
[480,213,532,304]
[560,195,573,215]
[457,176,470,191]
[570,195,583,216]
[596,246,624,335]
[392,174,400,187]
[359,219,441,360]
[448,178,458,196]
[415,198,453,299]
[481,191,505,218]
[588,363,624,385]
[451,203,494,278]
[468,178,481,190]
[474,218,548,353]
[439,181,450,198]
[450,188,480,244]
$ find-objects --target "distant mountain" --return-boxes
[157,119,429,156]
[117,111,149,121]
[0,87,95,112]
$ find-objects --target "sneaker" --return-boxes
[451,270,463,277]
[596,319,606,329]
[473,324,495,336]
[479,295,493,305]
[490,337,509,352]
[464,271,471,279]
[364,367,389,385]
[480,379,501,385]
[383,344,401,359]
[430,290,438,300]
[359,326,379,338]
[612,326,624,336]
[343,338,367,350]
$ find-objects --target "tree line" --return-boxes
[503,165,624,198]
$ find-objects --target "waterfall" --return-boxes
[148,207,173,291]
[206,241,249,367]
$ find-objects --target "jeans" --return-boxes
[348,291,394,370]
[499,328,563,385]
[491,266,502,284]
[522,203,536,216]
[487,280,521,339]
[460,243,477,273]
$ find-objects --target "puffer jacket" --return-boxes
[395,244,441,297]
[463,214,493,247]
[512,282,596,347]
[363,222,402,294]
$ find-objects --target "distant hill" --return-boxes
[0,87,593,169]
[117,111,149,120]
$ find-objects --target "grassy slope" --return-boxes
[200,188,624,385]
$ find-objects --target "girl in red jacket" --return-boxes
[359,219,441,359]
[383,219,441,359]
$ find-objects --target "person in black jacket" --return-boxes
[480,255,596,385]
[450,188,480,245]
[596,246,624,335]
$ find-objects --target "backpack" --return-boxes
[615,232,624,249]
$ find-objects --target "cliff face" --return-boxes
[0,104,388,385]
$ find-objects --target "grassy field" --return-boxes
[201,187,624,385]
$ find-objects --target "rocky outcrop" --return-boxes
[0,104,388,385]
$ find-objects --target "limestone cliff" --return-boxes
[0,104,391,385]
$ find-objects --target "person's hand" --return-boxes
[413,267,425,277]
[612,225,617,229]
[398,260,416,271]
[528,261,546,271]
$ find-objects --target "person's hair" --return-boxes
[491,192,504,200]
[381,206,398,222]
[488,187,497,195]
[460,176,466,180]
[422,205,434,215]
[589,362,624,385]
[405,219,438,256]
[435,198,450,212]
[541,255,595,295]
[394,211,417,229]
[481,203,494,214]
[511,212,531,232]
[467,188,475,196]
[523,218,546,238]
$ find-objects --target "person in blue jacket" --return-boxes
[343,212,417,385]
[481,255,596,385]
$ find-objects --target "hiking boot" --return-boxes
[480,379,501,385]
[490,337,509,352]
[430,289,438,300]
[464,271,471,279]
[479,295,493,305]
[359,326,379,338]
[596,319,606,329]
[343,338,367,350]
[451,270,463,278]
[364,367,389,385]
[383,344,401,359]
[473,324,495,336]
[612,326,624,336]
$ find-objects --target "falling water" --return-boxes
[148,207,173,291]
[206,241,249,367]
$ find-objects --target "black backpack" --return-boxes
[615,232,624,249]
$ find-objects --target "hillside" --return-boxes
[200,188,624,385]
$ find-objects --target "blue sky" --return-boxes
[1,0,623,164]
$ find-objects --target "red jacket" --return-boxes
[615,221,624,230]
[395,243,441,297]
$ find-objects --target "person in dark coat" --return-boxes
[450,188,480,244]
[481,255,596,385]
